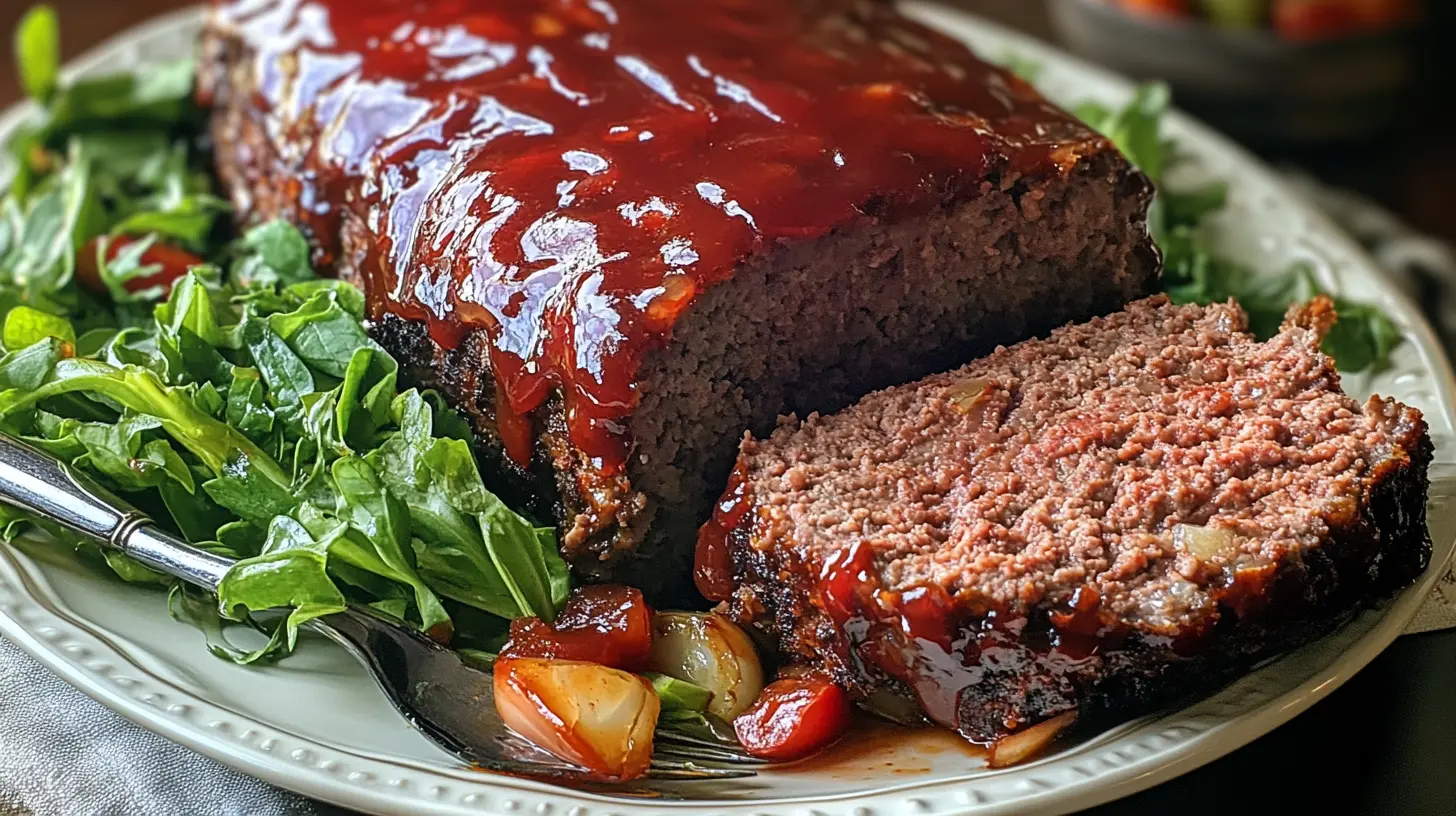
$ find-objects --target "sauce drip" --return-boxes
[817,542,1104,736]
[694,460,750,601]
[215,0,1106,470]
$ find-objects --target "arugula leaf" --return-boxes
[1324,298,1402,373]
[15,5,60,105]
[371,390,567,620]
[0,336,63,391]
[201,453,297,526]
[0,146,97,300]
[216,516,347,652]
[155,271,227,347]
[159,475,233,544]
[224,366,275,442]
[330,456,451,635]
[539,527,571,611]
[269,290,380,378]
[43,59,197,136]
[1075,83,1171,182]
[239,312,315,410]
[233,220,314,287]
[336,347,397,448]
[2,305,74,350]
[102,548,169,584]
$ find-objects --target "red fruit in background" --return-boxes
[1272,0,1411,40]
[1118,0,1194,18]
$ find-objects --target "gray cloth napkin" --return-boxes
[0,637,345,816]
[1,176,1454,816]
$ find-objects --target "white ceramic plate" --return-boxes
[1,4,1453,816]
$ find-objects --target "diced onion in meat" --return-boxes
[946,377,989,414]
[1173,523,1237,560]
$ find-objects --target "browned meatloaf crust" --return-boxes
[705,295,1431,744]
[197,0,1158,599]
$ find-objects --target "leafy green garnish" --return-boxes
[647,673,714,712]
[14,5,59,105]
[3,303,74,349]
[1077,80,1402,370]
[0,227,573,660]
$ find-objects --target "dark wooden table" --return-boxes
[3,2,1453,814]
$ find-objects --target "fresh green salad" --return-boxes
[0,9,1400,667]
[1,6,568,663]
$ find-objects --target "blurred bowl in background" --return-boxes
[1050,0,1418,145]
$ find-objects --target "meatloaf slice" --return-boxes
[702,295,1431,748]
[198,0,1158,599]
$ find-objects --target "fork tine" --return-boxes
[656,729,758,754]
[652,743,771,766]
[649,758,757,779]
[479,756,756,782]
[646,765,758,780]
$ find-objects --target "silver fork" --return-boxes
[0,434,760,783]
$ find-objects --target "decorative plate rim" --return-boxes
[0,5,1452,816]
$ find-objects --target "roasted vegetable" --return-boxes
[647,612,764,721]
[493,657,659,781]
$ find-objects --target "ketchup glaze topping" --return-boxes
[213,0,1109,469]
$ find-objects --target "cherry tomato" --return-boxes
[75,236,203,296]
[692,520,736,602]
[732,676,852,761]
[499,584,654,670]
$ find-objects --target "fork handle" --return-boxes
[0,434,232,591]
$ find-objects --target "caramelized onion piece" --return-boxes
[493,657,660,781]
[1173,523,1237,560]
[647,612,764,720]
[945,377,989,414]
[986,710,1077,768]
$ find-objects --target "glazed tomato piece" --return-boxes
[500,584,653,670]
[732,676,852,761]
[493,657,659,781]
[75,236,203,296]
[692,521,736,602]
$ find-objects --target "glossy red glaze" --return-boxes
[733,675,852,761]
[212,0,1106,469]
[493,379,536,468]
[499,584,653,669]
[694,460,750,602]
[811,541,1115,735]
[76,236,202,296]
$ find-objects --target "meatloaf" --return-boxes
[198,0,1158,598]
[700,295,1431,748]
